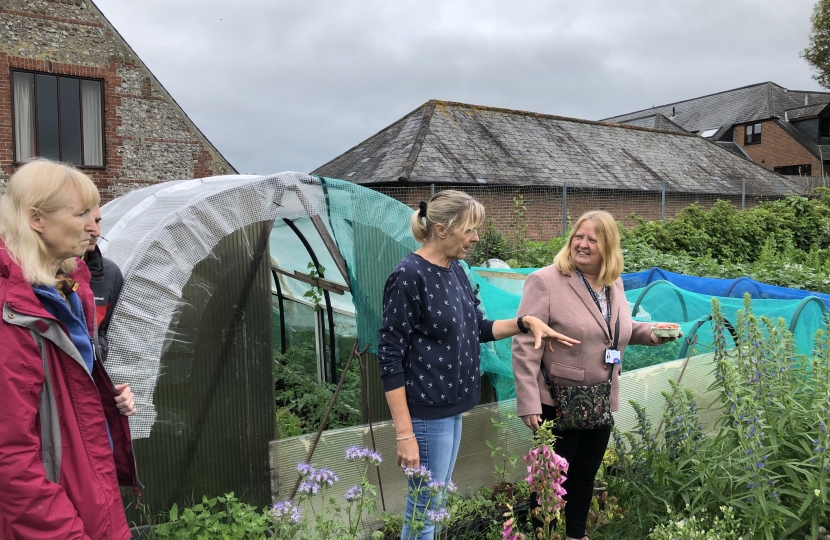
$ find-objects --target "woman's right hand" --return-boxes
[520,414,542,431]
[397,437,420,468]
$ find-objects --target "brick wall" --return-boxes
[0,0,235,200]
[374,185,764,242]
[734,120,820,176]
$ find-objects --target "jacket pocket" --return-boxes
[547,361,584,382]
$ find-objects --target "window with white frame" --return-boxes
[744,123,762,145]
[12,70,104,166]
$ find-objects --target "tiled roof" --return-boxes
[714,141,751,160]
[617,113,688,133]
[785,103,829,121]
[773,118,830,161]
[312,100,801,196]
[602,82,830,134]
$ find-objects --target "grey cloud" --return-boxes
[95,0,824,175]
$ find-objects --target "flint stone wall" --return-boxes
[0,0,235,201]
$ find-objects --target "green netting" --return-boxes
[469,269,829,400]
[269,179,828,403]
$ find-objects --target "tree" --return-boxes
[802,0,830,89]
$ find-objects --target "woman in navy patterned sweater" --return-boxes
[378,190,578,540]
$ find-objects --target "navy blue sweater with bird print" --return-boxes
[377,253,495,419]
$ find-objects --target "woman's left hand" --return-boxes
[114,383,137,416]
[524,315,580,352]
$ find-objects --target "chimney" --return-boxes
[806,95,809,106]
[785,111,789,122]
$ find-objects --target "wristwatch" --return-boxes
[517,315,530,334]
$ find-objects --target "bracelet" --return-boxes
[396,433,416,441]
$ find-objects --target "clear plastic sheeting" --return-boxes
[99,173,330,438]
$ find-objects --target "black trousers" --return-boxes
[534,404,611,539]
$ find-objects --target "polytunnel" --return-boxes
[98,173,441,517]
[98,173,515,519]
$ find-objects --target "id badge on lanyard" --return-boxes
[577,271,621,365]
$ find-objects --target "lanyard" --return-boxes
[576,271,619,348]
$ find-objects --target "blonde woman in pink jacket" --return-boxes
[512,210,679,540]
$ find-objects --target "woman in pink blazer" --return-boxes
[512,210,679,540]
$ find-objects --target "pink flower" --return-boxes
[502,517,526,540]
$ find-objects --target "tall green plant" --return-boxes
[510,194,528,265]
[606,296,830,539]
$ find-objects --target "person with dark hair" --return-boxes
[513,210,679,540]
[84,206,123,362]
[0,159,139,539]
[378,190,579,540]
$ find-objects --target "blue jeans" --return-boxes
[400,414,463,540]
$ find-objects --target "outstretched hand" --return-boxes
[649,328,684,345]
[524,315,580,352]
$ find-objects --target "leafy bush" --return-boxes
[153,493,273,539]
[274,345,362,438]
[604,296,830,539]
[648,506,743,540]
[477,193,830,292]
[471,219,512,266]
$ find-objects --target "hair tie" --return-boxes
[418,201,427,219]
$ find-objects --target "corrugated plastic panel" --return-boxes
[126,221,275,521]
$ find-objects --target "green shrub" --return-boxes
[153,493,273,539]
[648,506,744,540]
[471,219,512,266]
[274,345,362,438]
[604,296,830,539]
[478,193,830,293]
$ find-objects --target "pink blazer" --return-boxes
[511,264,655,418]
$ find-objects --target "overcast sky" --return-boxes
[94,0,824,175]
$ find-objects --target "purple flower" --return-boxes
[313,468,339,486]
[426,508,450,524]
[446,481,457,493]
[297,462,315,476]
[344,485,363,502]
[345,446,384,465]
[428,480,447,494]
[404,465,432,481]
[272,500,301,524]
[298,481,319,495]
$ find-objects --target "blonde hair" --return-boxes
[553,210,623,287]
[0,159,100,285]
[410,190,485,244]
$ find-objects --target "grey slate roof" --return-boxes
[312,100,801,196]
[616,113,688,133]
[773,118,830,162]
[714,141,751,160]
[785,103,829,121]
[602,82,830,136]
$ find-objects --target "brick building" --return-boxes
[603,82,830,188]
[0,0,235,200]
[312,100,800,240]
